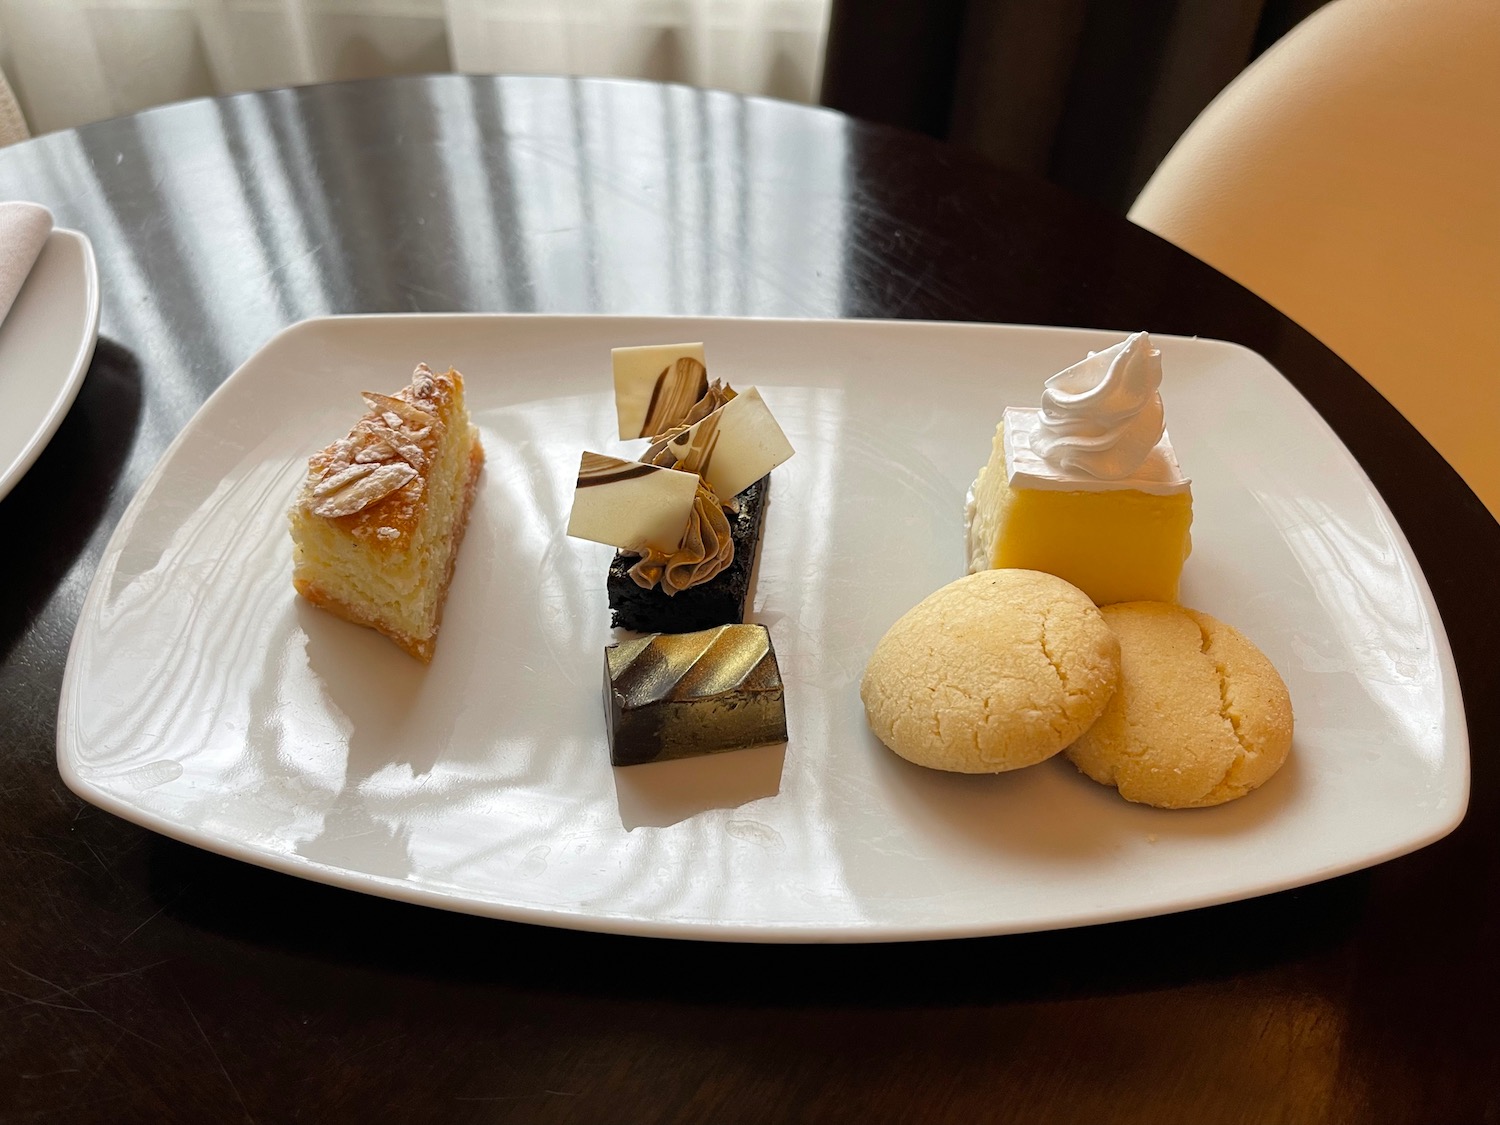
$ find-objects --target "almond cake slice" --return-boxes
[289,363,484,662]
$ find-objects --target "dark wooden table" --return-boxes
[2,75,1496,1125]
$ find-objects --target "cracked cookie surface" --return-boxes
[860,570,1120,773]
[1065,602,1293,808]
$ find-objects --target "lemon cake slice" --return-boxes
[290,363,483,662]
[965,333,1192,605]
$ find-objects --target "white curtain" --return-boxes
[0,0,830,136]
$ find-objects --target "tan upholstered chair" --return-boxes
[1130,0,1500,519]
[0,65,28,146]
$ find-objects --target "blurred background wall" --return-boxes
[0,0,1329,214]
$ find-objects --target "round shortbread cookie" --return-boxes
[1065,602,1293,808]
[860,570,1120,773]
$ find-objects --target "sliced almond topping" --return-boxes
[355,439,397,463]
[364,421,426,467]
[411,365,438,398]
[310,461,377,498]
[310,462,418,518]
[362,392,436,431]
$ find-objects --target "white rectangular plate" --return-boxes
[58,315,1468,942]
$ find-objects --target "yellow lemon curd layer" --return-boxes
[966,424,1192,606]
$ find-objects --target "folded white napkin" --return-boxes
[0,201,55,327]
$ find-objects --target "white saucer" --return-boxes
[0,228,101,502]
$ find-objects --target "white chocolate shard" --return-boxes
[566,452,699,554]
[660,387,794,500]
[612,343,708,439]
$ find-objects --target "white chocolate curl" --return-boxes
[1032,332,1165,479]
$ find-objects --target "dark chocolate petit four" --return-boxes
[605,624,788,765]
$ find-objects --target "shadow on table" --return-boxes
[0,337,142,662]
[146,838,1369,1008]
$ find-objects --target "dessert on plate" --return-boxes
[289,363,483,662]
[965,332,1193,605]
[861,570,1120,773]
[567,342,796,765]
[859,330,1293,812]
[1064,602,1294,808]
[567,342,793,633]
[605,623,788,765]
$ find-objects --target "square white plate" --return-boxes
[57,315,1468,942]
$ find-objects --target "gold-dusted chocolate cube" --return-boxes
[604,624,788,766]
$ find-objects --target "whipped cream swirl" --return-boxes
[1032,332,1165,479]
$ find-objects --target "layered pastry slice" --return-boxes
[289,363,484,662]
[966,332,1192,605]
